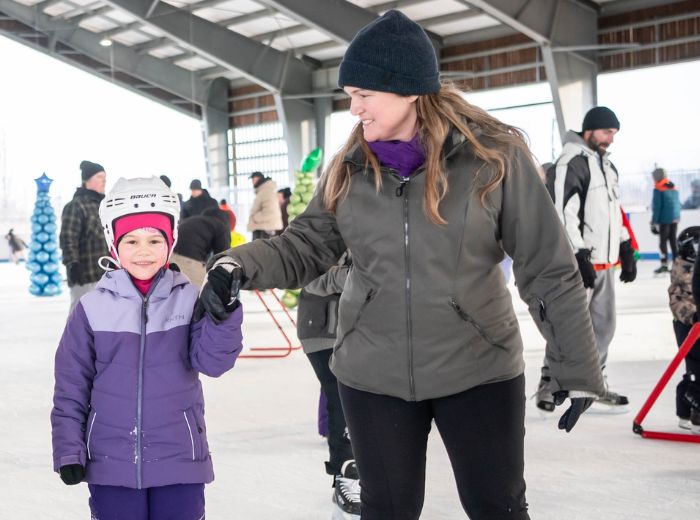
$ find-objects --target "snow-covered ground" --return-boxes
[1,260,698,519]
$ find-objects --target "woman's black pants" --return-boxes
[338,374,529,520]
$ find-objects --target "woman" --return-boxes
[202,10,604,520]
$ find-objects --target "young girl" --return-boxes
[51,176,244,520]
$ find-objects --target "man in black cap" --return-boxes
[247,171,282,240]
[538,107,637,411]
[59,160,109,312]
[180,178,218,220]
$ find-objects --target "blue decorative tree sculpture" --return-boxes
[27,173,62,296]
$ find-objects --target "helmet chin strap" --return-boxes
[99,246,122,271]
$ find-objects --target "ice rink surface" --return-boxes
[1,260,699,519]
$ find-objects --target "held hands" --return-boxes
[59,463,85,485]
[574,249,596,289]
[618,239,637,283]
[552,391,595,432]
[195,258,242,323]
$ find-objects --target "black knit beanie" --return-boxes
[581,106,620,132]
[338,10,440,96]
[80,160,104,182]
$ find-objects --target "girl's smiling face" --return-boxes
[117,228,168,280]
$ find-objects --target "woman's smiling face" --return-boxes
[344,86,418,142]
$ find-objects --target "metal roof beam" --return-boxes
[218,7,276,28]
[0,0,209,109]
[99,21,141,38]
[256,0,377,45]
[130,36,171,54]
[102,0,313,94]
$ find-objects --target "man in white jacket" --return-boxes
[538,106,637,411]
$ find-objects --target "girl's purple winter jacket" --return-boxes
[51,268,243,489]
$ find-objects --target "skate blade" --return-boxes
[587,402,630,414]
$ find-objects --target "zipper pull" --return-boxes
[143,297,149,324]
[396,179,408,197]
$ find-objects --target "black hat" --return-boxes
[249,171,264,180]
[582,107,620,132]
[189,179,202,190]
[80,160,104,182]
[159,175,172,188]
[338,10,440,96]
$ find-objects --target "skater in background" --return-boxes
[219,199,237,233]
[277,187,292,235]
[5,228,27,263]
[682,179,700,210]
[200,11,604,520]
[669,226,700,433]
[170,207,231,287]
[59,160,109,313]
[539,106,637,411]
[297,252,359,516]
[248,172,282,240]
[650,167,681,274]
[181,179,218,220]
[51,176,244,520]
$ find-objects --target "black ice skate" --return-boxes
[333,460,361,518]
[683,376,700,434]
[677,374,693,430]
[653,263,669,275]
[590,377,630,414]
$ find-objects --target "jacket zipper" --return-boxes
[449,298,502,348]
[183,411,196,460]
[86,411,97,460]
[397,177,416,400]
[136,294,149,489]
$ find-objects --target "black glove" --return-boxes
[619,239,637,283]
[553,391,594,432]
[59,463,85,485]
[195,264,242,323]
[650,223,659,235]
[67,263,83,285]
[575,249,596,289]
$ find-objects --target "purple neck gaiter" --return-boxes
[367,133,426,179]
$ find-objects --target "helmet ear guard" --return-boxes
[99,176,180,265]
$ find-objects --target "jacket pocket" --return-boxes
[334,289,375,351]
[529,297,555,343]
[183,408,204,460]
[449,298,504,349]
[86,410,97,460]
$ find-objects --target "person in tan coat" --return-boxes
[247,172,283,240]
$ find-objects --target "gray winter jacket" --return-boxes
[219,128,605,401]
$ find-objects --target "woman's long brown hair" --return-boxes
[321,83,531,225]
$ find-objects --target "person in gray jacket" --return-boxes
[297,252,359,515]
[201,11,603,520]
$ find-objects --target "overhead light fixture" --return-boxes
[99,38,112,47]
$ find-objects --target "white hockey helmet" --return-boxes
[99,176,180,260]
